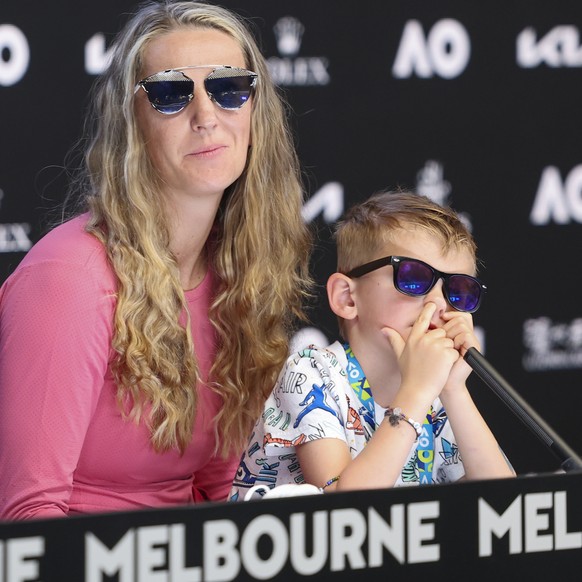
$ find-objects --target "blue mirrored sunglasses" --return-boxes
[134,65,258,115]
[346,255,487,313]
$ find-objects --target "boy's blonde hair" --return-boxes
[333,191,478,338]
[334,190,477,275]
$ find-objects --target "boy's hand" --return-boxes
[441,310,480,390]
[382,302,460,401]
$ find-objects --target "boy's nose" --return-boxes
[423,279,448,319]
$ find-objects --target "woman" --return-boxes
[0,0,312,519]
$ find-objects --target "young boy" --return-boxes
[230,191,514,499]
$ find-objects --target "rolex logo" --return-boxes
[0,187,33,252]
[268,15,330,87]
[273,16,304,57]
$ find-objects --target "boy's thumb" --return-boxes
[382,327,404,358]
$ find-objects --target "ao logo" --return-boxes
[0,24,29,86]
[530,165,582,225]
[393,19,471,79]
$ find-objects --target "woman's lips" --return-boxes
[189,145,226,157]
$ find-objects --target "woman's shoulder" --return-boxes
[22,214,104,265]
[4,213,116,291]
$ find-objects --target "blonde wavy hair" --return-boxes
[74,0,312,456]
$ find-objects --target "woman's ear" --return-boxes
[327,273,358,320]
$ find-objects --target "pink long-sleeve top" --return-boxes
[0,215,239,520]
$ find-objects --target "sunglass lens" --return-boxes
[396,260,434,295]
[447,275,481,312]
[143,72,193,114]
[205,71,255,109]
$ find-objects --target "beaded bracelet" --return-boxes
[320,476,339,492]
[384,406,422,441]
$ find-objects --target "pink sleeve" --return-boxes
[0,259,115,520]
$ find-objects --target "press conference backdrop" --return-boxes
[1,1,581,476]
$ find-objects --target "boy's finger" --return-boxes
[382,327,405,358]
[409,302,436,339]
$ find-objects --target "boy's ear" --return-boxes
[327,273,358,320]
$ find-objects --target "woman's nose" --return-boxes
[189,83,218,130]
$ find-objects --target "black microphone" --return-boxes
[464,347,582,473]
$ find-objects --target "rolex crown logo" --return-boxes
[273,16,305,57]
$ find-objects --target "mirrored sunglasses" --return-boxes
[134,65,258,115]
[346,255,487,313]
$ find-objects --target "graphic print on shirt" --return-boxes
[264,432,307,447]
[264,406,292,431]
[432,406,448,436]
[345,396,365,435]
[229,343,469,501]
[293,381,342,428]
[439,438,460,465]
[401,454,419,483]
[231,450,282,495]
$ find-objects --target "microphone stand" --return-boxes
[464,347,582,473]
